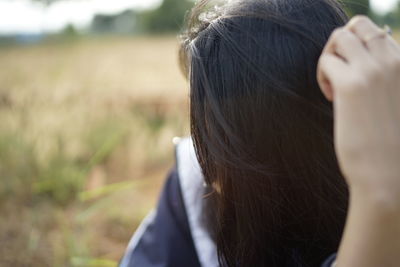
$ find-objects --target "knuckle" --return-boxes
[332,28,345,39]
[336,32,359,51]
[332,29,351,45]
[350,15,369,27]
[340,32,353,43]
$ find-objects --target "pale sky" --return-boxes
[0,0,397,34]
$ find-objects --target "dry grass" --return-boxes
[0,36,189,267]
[1,32,399,267]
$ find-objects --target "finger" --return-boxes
[317,53,350,101]
[323,28,371,66]
[384,32,400,55]
[346,15,391,58]
[383,25,400,51]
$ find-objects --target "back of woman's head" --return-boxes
[180,0,349,266]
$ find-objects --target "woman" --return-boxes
[121,0,400,266]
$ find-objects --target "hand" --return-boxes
[317,16,400,202]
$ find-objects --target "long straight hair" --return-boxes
[180,1,349,266]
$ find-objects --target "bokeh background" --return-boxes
[0,0,399,266]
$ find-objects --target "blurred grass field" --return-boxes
[0,36,189,267]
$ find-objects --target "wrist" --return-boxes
[336,185,400,267]
[349,186,400,217]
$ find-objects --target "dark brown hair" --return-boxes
[180,0,349,266]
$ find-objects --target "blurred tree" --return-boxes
[380,1,400,28]
[342,0,371,16]
[61,24,79,38]
[91,14,117,33]
[91,10,137,34]
[62,24,78,35]
[138,0,194,33]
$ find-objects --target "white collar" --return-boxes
[175,137,219,267]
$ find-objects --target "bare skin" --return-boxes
[317,16,400,267]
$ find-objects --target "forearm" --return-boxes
[336,188,400,267]
[316,15,400,267]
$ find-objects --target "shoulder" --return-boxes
[120,165,200,267]
[120,137,218,267]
